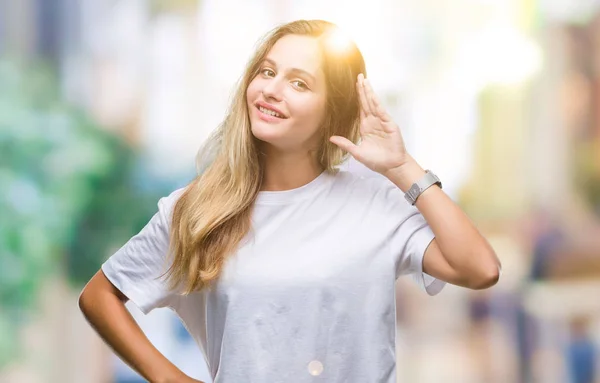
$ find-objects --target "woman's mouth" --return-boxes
[258,105,284,118]
[255,103,287,122]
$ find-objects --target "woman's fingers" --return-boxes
[363,77,378,115]
[357,73,372,117]
[363,77,390,122]
[330,135,359,157]
[356,80,367,120]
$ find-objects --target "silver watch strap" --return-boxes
[404,170,442,205]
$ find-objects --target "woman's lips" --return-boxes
[256,101,287,118]
[256,104,286,122]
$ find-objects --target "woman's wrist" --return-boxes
[383,155,426,193]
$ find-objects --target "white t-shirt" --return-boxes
[102,169,445,383]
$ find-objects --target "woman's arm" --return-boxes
[385,156,501,290]
[330,74,500,290]
[78,270,204,383]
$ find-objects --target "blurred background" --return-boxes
[1,0,600,382]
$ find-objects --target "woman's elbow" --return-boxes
[469,261,501,290]
[78,284,94,316]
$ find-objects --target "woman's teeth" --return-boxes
[259,106,282,118]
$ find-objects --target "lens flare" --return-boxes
[307,360,324,376]
[323,26,354,53]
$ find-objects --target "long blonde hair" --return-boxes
[165,20,366,294]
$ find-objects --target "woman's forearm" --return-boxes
[78,270,195,383]
[385,156,501,288]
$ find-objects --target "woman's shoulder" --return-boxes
[334,166,394,185]
[157,186,188,216]
[165,186,188,201]
[332,168,399,196]
[332,168,413,214]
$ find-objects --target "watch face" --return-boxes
[409,184,421,196]
[405,170,442,205]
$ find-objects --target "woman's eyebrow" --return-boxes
[263,57,316,83]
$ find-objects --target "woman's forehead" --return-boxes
[265,35,323,75]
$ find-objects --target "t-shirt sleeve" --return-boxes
[101,187,186,314]
[379,181,446,296]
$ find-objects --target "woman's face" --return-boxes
[246,34,327,153]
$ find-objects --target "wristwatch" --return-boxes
[404,170,442,205]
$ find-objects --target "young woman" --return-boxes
[79,19,501,383]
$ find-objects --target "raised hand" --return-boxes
[329,73,410,175]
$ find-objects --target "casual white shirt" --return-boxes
[102,169,445,383]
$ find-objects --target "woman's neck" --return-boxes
[259,148,324,191]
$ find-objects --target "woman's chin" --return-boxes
[251,124,286,144]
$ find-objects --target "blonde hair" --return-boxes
[165,19,366,294]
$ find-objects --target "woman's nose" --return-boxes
[262,78,283,101]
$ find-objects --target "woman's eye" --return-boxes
[292,80,308,90]
[261,69,275,77]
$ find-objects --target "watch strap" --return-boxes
[404,170,442,205]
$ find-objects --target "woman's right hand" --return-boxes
[79,270,206,383]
